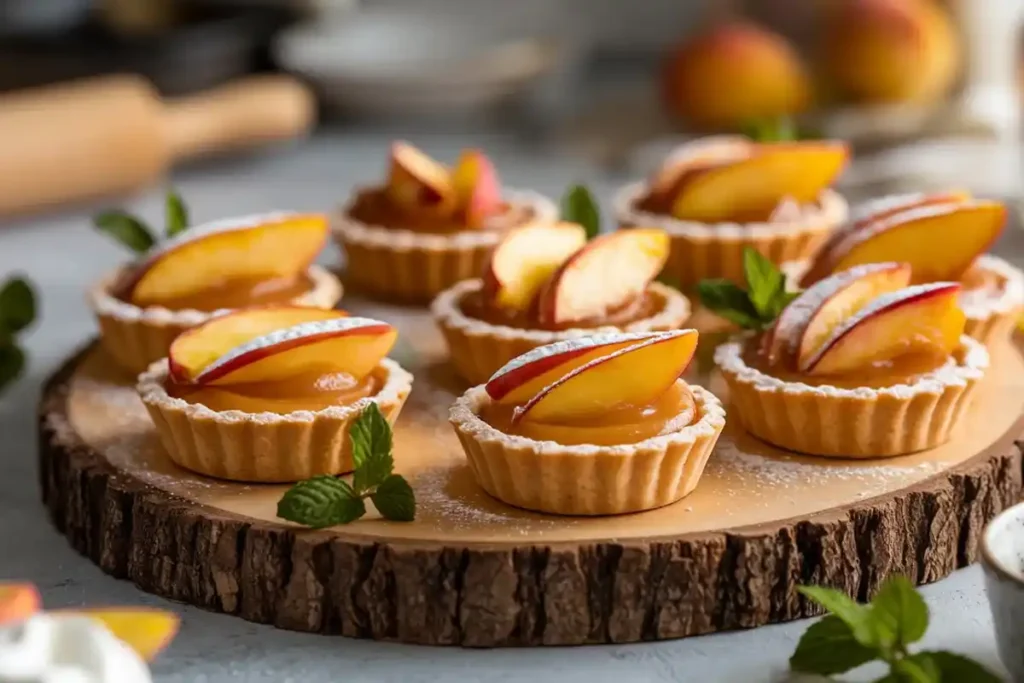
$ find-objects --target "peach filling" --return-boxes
[480,381,697,446]
[118,274,315,313]
[462,287,665,332]
[166,367,384,414]
[348,188,528,235]
[746,341,949,390]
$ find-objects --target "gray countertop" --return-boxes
[0,130,1013,682]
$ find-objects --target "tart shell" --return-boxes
[89,265,343,376]
[137,358,413,483]
[333,189,557,304]
[715,335,989,459]
[781,254,1024,347]
[431,280,692,385]
[449,382,726,516]
[614,184,848,290]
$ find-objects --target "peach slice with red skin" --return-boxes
[169,306,348,383]
[481,221,587,311]
[57,608,180,661]
[452,149,502,227]
[800,191,972,287]
[670,141,849,223]
[647,136,753,208]
[122,212,328,308]
[512,329,699,424]
[766,262,912,368]
[800,282,965,376]
[0,583,40,624]
[534,228,670,327]
[485,332,665,405]
[827,200,1007,284]
[386,141,456,216]
[171,314,396,386]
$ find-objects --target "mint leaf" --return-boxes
[0,342,25,393]
[742,116,799,142]
[697,279,763,329]
[922,651,1002,682]
[351,403,393,493]
[790,614,878,675]
[93,211,156,253]
[743,248,785,318]
[277,476,365,528]
[561,185,601,240]
[165,189,189,237]
[895,653,941,683]
[0,277,36,334]
[371,474,416,521]
[872,575,929,648]
[798,585,880,648]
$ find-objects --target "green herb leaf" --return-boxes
[921,651,1003,682]
[351,403,394,493]
[164,189,189,237]
[0,342,25,393]
[93,211,156,254]
[277,475,365,528]
[0,277,36,334]
[895,653,941,683]
[798,585,880,648]
[790,614,879,675]
[560,185,601,240]
[743,248,785,318]
[372,474,416,522]
[697,279,764,329]
[742,116,799,143]
[872,575,929,648]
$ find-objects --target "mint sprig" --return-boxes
[93,188,190,253]
[277,403,415,528]
[0,276,37,394]
[791,575,1001,681]
[560,185,601,240]
[697,247,798,330]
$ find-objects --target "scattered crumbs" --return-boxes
[684,506,693,512]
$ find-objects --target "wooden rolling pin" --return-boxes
[0,74,317,218]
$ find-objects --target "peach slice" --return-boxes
[481,221,587,311]
[386,141,455,215]
[485,332,663,404]
[800,191,972,286]
[452,149,502,227]
[513,329,699,424]
[766,262,912,368]
[535,228,670,327]
[670,141,849,223]
[123,212,328,308]
[69,608,179,661]
[647,136,753,207]
[829,201,1007,284]
[0,583,40,624]
[800,282,964,376]
[169,306,348,383]
[181,315,396,386]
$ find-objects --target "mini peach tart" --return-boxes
[334,141,557,303]
[432,210,690,385]
[614,135,850,290]
[449,330,726,515]
[89,210,342,375]
[715,263,989,458]
[137,308,412,483]
[792,191,1023,346]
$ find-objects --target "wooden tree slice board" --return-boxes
[37,300,1024,647]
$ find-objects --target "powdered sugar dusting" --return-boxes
[961,254,1024,317]
[197,316,388,380]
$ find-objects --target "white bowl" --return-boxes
[982,500,1024,681]
[273,9,564,118]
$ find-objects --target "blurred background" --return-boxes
[0,0,1020,219]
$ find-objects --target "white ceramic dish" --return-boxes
[982,500,1024,681]
[273,9,563,118]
